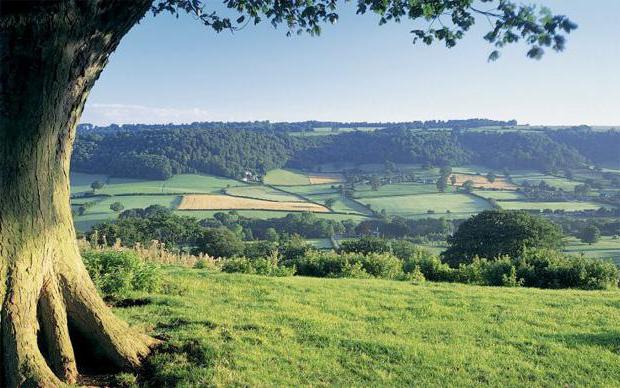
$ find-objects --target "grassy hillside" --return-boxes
[118,270,620,386]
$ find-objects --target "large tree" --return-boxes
[0,0,575,385]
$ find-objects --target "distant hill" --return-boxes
[72,122,619,180]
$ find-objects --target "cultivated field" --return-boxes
[449,173,517,190]
[178,194,330,212]
[119,270,620,386]
[264,169,344,186]
[308,172,344,185]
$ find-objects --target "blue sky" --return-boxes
[82,0,620,126]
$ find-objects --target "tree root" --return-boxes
[1,246,158,387]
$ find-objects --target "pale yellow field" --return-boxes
[308,173,344,185]
[178,194,330,212]
[450,173,517,190]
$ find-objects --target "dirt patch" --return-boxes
[178,194,330,212]
[450,173,517,190]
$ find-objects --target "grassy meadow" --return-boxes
[116,269,620,386]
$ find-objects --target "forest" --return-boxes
[72,123,620,181]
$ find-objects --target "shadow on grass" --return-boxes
[546,331,620,352]
[137,339,223,387]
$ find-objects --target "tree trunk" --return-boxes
[0,1,154,386]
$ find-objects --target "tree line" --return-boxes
[72,124,619,180]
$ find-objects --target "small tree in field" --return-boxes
[450,175,457,186]
[0,0,575,385]
[91,180,105,193]
[486,172,497,183]
[462,180,475,193]
[110,202,125,213]
[580,225,601,245]
[324,198,337,209]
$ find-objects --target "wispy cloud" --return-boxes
[81,103,214,125]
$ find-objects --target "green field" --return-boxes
[511,174,580,191]
[74,195,180,231]
[70,172,109,195]
[226,185,303,202]
[163,174,245,193]
[263,169,311,186]
[498,201,605,212]
[361,193,491,217]
[355,183,439,198]
[303,193,373,215]
[472,190,525,200]
[118,270,620,386]
[565,237,620,265]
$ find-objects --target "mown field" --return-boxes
[117,270,620,386]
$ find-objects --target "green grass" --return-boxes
[117,270,620,386]
[498,201,606,212]
[226,185,303,202]
[564,236,620,265]
[163,174,245,193]
[354,183,439,198]
[73,195,180,231]
[264,169,310,186]
[473,190,525,200]
[304,193,373,215]
[511,174,580,191]
[70,172,109,195]
[276,184,337,196]
[361,193,491,217]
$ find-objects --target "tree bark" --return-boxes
[0,1,154,386]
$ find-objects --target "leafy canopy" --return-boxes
[441,210,564,266]
[153,0,576,60]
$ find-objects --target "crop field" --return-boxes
[226,185,303,202]
[498,201,605,212]
[450,173,517,190]
[178,194,330,212]
[361,193,491,217]
[119,270,620,386]
[307,172,344,185]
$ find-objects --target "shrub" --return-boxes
[339,237,392,255]
[221,254,295,277]
[82,249,161,298]
[403,253,455,282]
[514,248,619,290]
[292,251,403,280]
